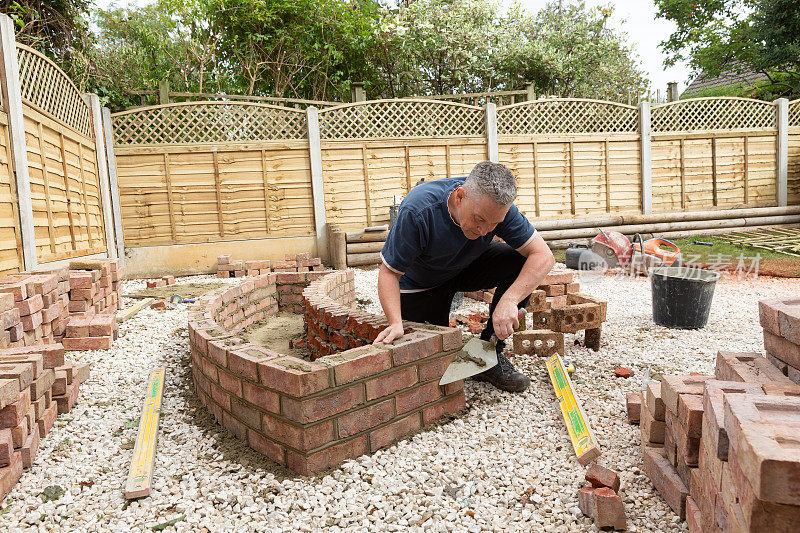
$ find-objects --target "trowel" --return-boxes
[439,336,498,385]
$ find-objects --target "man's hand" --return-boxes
[375,322,404,344]
[493,297,521,341]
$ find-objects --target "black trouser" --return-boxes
[400,242,530,348]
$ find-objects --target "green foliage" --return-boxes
[655,0,800,99]
[11,0,649,108]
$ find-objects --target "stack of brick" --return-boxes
[146,276,175,288]
[639,348,800,531]
[760,297,800,384]
[217,253,325,279]
[578,464,626,530]
[0,343,89,502]
[464,271,579,307]
[62,314,118,351]
[68,259,123,318]
[0,269,70,347]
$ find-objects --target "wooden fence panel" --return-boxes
[21,104,105,262]
[651,132,778,212]
[114,142,314,247]
[0,112,22,275]
[499,135,642,220]
[790,129,800,205]
[15,44,107,264]
[321,138,488,230]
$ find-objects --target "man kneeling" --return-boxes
[375,161,555,392]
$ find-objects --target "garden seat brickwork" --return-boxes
[188,269,466,475]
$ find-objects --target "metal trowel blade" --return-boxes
[439,337,498,385]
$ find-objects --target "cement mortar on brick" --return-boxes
[188,269,466,475]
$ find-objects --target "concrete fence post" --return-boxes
[85,93,117,258]
[101,107,125,265]
[639,101,653,215]
[306,106,328,260]
[776,97,789,207]
[485,102,499,163]
[158,80,170,105]
[0,14,37,270]
[526,82,536,101]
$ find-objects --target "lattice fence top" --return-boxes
[496,99,639,135]
[789,99,800,127]
[318,99,485,139]
[16,45,92,137]
[651,97,775,133]
[111,101,308,145]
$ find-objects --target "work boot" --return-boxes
[473,352,531,392]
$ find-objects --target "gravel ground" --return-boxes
[0,269,797,532]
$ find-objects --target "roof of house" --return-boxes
[681,60,764,97]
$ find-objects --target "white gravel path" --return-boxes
[0,269,796,532]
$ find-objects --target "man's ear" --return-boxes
[454,187,467,204]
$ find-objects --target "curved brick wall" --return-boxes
[189,270,465,475]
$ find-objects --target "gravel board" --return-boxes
[0,269,795,532]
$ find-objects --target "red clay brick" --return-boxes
[422,393,465,425]
[369,413,422,452]
[62,336,112,350]
[242,381,280,413]
[418,352,456,382]
[89,315,115,337]
[248,429,285,465]
[222,411,247,442]
[258,357,330,397]
[218,368,242,397]
[384,331,442,366]
[0,451,22,501]
[685,496,703,533]
[626,392,641,424]
[724,394,800,505]
[281,385,364,424]
[263,413,334,451]
[642,446,688,519]
[36,400,57,439]
[395,382,441,414]
[677,393,704,439]
[586,463,621,492]
[715,351,791,385]
[30,369,54,400]
[327,346,391,386]
[230,397,261,429]
[14,295,42,316]
[20,427,39,468]
[645,381,665,421]
[661,374,713,415]
[0,429,11,467]
[365,366,418,401]
[287,434,369,475]
[641,400,665,445]
[702,380,763,461]
[764,330,800,369]
[53,380,78,414]
[728,446,800,530]
[337,399,395,438]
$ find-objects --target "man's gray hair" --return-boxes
[463,161,517,205]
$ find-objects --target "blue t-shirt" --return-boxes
[381,176,536,292]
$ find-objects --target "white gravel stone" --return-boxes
[0,269,795,532]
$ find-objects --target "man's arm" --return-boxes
[492,232,555,340]
[375,263,405,343]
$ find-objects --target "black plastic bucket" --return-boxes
[650,266,720,329]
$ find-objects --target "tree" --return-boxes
[2,0,91,87]
[374,0,648,101]
[654,0,800,99]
